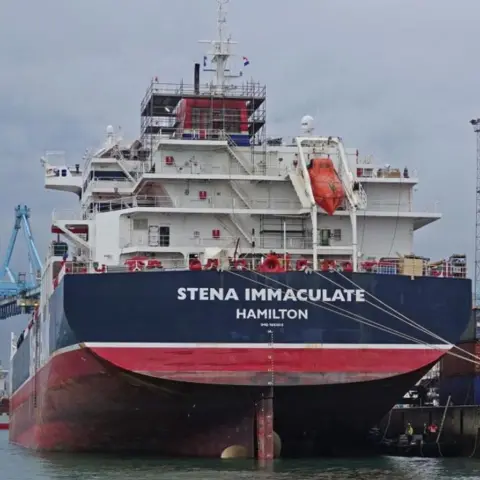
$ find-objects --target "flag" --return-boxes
[243,56,250,67]
[203,56,207,67]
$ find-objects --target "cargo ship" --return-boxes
[9,0,472,457]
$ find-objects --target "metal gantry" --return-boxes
[0,205,42,320]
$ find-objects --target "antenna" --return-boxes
[217,0,228,44]
[470,118,480,306]
[199,0,242,92]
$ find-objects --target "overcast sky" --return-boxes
[0,0,479,364]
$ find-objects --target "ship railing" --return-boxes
[355,165,418,180]
[52,255,468,280]
[359,256,467,278]
[45,164,82,178]
[52,210,84,222]
[359,200,440,213]
[119,235,240,249]
[87,178,134,190]
[141,81,266,108]
[148,160,290,177]
[57,197,442,222]
[43,150,67,165]
[86,195,303,213]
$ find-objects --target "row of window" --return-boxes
[131,219,341,249]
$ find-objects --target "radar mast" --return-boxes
[199,0,242,93]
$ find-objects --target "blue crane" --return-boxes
[0,205,43,320]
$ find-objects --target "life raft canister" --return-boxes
[233,258,247,271]
[204,258,219,270]
[125,258,145,272]
[321,259,337,272]
[93,262,106,273]
[258,254,284,273]
[146,259,162,270]
[296,258,309,271]
[189,258,202,271]
[342,261,353,272]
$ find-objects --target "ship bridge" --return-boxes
[140,77,266,163]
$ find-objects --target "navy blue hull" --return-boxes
[55,270,469,349]
[9,270,472,455]
[12,270,472,391]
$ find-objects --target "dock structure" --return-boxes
[379,405,480,456]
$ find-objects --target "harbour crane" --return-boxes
[0,205,42,320]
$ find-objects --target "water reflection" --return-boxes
[3,432,480,480]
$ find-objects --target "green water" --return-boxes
[3,431,480,479]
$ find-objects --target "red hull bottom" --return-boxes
[0,424,8,430]
[9,344,443,457]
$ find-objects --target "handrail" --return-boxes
[356,166,418,179]
[45,165,82,177]
[142,81,267,102]
[55,196,441,221]
[119,235,240,249]
[71,195,304,218]
[50,257,467,280]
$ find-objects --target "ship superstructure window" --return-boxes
[332,229,342,241]
[319,229,330,246]
[133,218,148,230]
[159,226,170,247]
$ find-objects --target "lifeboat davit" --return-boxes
[308,157,345,215]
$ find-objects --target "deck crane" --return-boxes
[0,205,42,320]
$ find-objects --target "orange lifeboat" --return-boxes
[308,157,345,215]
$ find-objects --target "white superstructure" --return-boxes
[39,0,444,283]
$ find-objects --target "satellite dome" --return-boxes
[106,125,114,134]
[301,115,314,134]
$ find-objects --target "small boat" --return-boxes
[378,434,461,458]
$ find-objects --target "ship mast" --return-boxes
[199,0,242,93]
